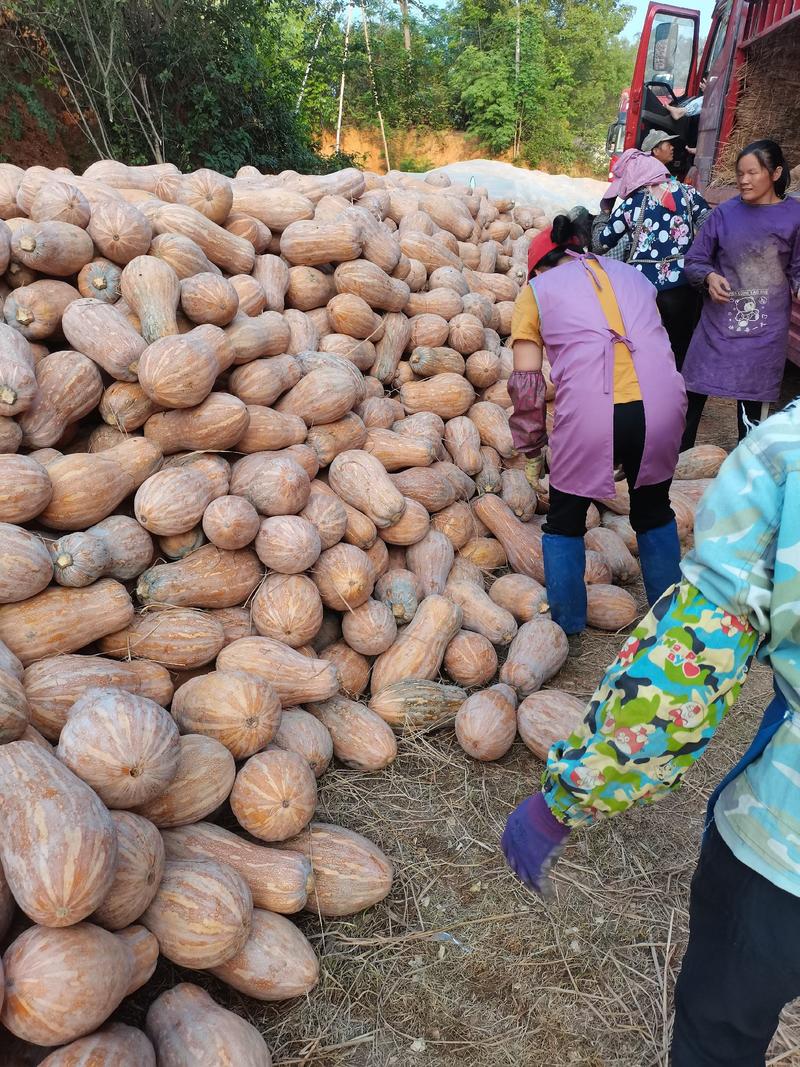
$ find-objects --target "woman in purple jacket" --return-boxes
[681,140,800,449]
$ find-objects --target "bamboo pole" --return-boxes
[335,0,355,154]
[360,1,391,172]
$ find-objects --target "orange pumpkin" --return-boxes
[1,923,158,1046]
[133,733,235,828]
[23,654,172,741]
[443,630,498,688]
[163,822,313,914]
[274,707,334,777]
[499,619,569,697]
[210,907,319,1001]
[306,695,398,771]
[455,684,518,761]
[93,811,165,931]
[217,635,339,704]
[171,669,281,759]
[231,748,317,842]
[145,982,272,1067]
[517,689,587,760]
[56,687,180,808]
[283,822,393,917]
[0,741,117,926]
[141,858,252,968]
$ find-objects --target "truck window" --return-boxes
[704,0,732,75]
[645,13,697,96]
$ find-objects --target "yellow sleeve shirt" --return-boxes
[510,274,642,404]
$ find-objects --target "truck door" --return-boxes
[625,3,702,165]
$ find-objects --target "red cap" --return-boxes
[527,228,581,278]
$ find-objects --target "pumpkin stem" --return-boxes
[19,234,37,253]
[0,386,17,406]
[16,309,34,326]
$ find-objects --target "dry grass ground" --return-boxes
[12,391,800,1067]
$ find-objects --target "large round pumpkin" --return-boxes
[231,748,317,842]
[56,686,180,809]
[171,670,281,759]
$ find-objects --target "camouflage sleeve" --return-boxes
[543,581,758,828]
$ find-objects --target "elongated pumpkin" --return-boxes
[371,594,461,693]
[92,811,165,931]
[146,982,272,1067]
[283,822,393,917]
[306,695,397,771]
[99,608,226,671]
[472,493,545,584]
[210,907,319,1001]
[499,619,569,697]
[0,742,117,926]
[328,449,406,528]
[133,733,235,828]
[218,636,339,704]
[136,545,262,609]
[0,579,133,666]
[23,654,172,741]
[165,823,312,920]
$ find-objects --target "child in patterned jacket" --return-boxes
[503,397,800,1066]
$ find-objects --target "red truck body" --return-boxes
[607,0,800,363]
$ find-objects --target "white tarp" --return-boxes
[422,159,607,218]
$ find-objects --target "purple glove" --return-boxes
[507,370,547,457]
[501,792,571,897]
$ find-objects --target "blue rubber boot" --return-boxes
[637,519,682,606]
[542,533,587,635]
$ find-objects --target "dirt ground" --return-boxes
[10,386,799,1067]
[133,383,797,1066]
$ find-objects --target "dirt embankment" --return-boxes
[319,127,511,172]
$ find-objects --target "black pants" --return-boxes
[543,401,674,537]
[657,285,700,371]
[672,824,800,1066]
[680,392,767,452]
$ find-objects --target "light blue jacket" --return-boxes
[683,398,800,894]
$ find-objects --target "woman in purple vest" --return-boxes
[509,215,687,634]
[681,139,800,449]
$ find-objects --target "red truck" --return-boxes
[606,0,800,362]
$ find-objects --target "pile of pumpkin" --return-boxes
[0,158,727,1064]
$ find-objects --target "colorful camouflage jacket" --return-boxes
[543,399,800,894]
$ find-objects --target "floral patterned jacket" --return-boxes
[597,179,711,290]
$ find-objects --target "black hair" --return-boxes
[736,139,790,198]
[535,212,589,270]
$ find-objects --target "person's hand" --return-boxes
[501,793,571,898]
[706,272,732,303]
[524,454,545,490]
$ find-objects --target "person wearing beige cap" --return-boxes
[641,128,681,168]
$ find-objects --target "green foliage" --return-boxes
[7,0,354,174]
[4,0,636,175]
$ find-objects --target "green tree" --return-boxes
[7,0,350,174]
